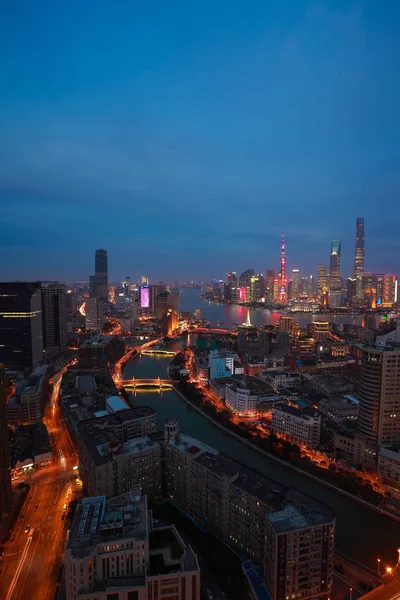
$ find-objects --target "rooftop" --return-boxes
[268,489,334,532]
[166,433,219,458]
[273,403,319,420]
[195,452,285,510]
[68,488,148,559]
[226,375,267,394]
[149,525,198,575]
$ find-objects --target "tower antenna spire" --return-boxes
[279,234,287,304]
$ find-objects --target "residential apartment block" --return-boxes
[271,404,321,449]
[64,487,200,600]
[162,419,334,600]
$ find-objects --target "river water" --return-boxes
[124,290,399,569]
[181,287,374,329]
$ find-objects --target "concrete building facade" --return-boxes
[271,405,321,448]
[64,487,200,600]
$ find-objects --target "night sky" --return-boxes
[1,1,399,282]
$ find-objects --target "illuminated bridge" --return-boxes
[122,378,177,389]
[189,327,231,334]
[141,349,177,356]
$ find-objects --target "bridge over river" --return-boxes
[122,377,178,390]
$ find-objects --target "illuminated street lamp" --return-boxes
[386,567,393,575]
[349,587,353,600]
[377,558,381,575]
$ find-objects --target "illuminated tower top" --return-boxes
[280,234,286,284]
[278,234,287,303]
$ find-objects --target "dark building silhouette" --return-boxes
[41,282,68,355]
[0,365,11,518]
[95,249,108,301]
[0,281,43,371]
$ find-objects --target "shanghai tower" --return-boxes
[353,217,365,276]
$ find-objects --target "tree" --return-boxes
[282,441,292,460]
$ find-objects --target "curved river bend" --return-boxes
[124,290,397,569]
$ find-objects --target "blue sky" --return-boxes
[1,1,399,282]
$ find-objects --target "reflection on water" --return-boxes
[180,288,372,329]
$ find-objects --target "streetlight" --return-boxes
[377,558,381,575]
[349,587,353,600]
[386,566,393,575]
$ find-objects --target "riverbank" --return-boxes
[172,384,400,524]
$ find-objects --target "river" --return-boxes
[124,292,399,569]
[181,287,381,329]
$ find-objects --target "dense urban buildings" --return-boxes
[0,281,43,371]
[0,364,11,518]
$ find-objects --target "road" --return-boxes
[0,368,80,600]
[357,575,400,600]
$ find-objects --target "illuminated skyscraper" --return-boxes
[353,217,365,276]
[250,275,265,301]
[0,281,43,371]
[291,269,299,299]
[95,249,108,301]
[329,241,341,308]
[329,241,341,290]
[317,264,327,296]
[0,364,11,518]
[278,235,287,303]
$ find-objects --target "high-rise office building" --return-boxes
[346,277,357,306]
[0,365,11,518]
[89,275,97,298]
[250,275,265,301]
[95,249,108,301]
[85,297,104,331]
[353,217,365,276]
[150,284,167,313]
[265,269,275,303]
[329,241,341,307]
[41,282,68,355]
[317,264,327,293]
[225,272,238,302]
[358,325,400,446]
[317,264,328,297]
[329,241,341,291]
[0,282,43,371]
[291,269,299,299]
[239,269,254,289]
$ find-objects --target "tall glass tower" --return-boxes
[353,217,365,276]
[95,249,108,301]
[329,240,341,291]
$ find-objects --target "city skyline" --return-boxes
[1,2,400,280]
